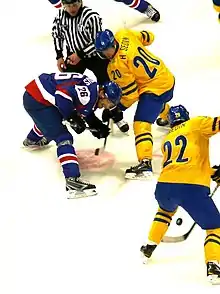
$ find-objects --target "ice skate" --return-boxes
[207,261,220,285]
[140,242,157,264]
[156,118,170,128]
[115,119,129,133]
[66,177,97,199]
[144,5,160,22]
[23,137,50,149]
[125,159,153,180]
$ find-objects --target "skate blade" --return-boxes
[21,145,51,151]
[67,189,97,199]
[208,275,220,285]
[140,252,150,265]
[125,171,153,180]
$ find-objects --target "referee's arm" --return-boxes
[52,14,65,60]
[82,13,103,57]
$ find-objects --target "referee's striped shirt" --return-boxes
[52,6,102,60]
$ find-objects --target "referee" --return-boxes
[52,0,109,84]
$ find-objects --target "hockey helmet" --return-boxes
[95,30,115,52]
[168,105,190,127]
[61,0,81,4]
[102,81,122,105]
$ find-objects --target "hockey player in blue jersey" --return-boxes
[48,0,160,22]
[23,72,122,198]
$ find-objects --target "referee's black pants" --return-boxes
[64,56,110,85]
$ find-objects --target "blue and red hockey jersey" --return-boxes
[25,73,99,119]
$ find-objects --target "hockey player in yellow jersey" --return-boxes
[140,105,220,285]
[95,29,175,179]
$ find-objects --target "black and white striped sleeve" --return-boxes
[82,13,103,57]
[52,11,65,60]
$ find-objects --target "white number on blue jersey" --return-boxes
[75,86,90,105]
[54,73,83,80]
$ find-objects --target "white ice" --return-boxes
[0,0,220,293]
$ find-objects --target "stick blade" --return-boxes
[162,235,186,243]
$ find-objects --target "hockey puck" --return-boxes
[176,218,183,226]
[94,148,99,156]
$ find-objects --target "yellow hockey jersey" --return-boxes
[158,116,220,187]
[107,29,175,108]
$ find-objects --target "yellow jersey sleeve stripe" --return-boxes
[121,81,136,91]
[212,117,220,131]
[122,86,138,96]
[141,30,150,43]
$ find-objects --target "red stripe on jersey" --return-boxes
[25,80,51,106]
[130,0,140,8]
[59,155,78,164]
[56,81,78,91]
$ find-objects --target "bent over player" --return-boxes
[95,29,175,179]
[23,72,122,198]
[141,105,220,285]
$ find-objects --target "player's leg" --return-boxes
[23,91,50,148]
[23,92,97,198]
[156,85,175,127]
[179,184,220,284]
[125,92,167,179]
[141,182,178,262]
[114,0,160,22]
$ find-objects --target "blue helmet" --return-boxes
[168,105,190,127]
[102,81,122,105]
[95,30,115,51]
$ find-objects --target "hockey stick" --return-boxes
[162,184,219,243]
[94,119,110,156]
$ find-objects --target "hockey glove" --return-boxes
[66,111,86,134]
[102,106,122,123]
[86,113,110,139]
[102,107,129,133]
[211,165,220,184]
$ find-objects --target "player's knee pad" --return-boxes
[55,132,73,146]
[133,121,151,135]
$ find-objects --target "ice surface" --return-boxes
[0,0,220,293]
